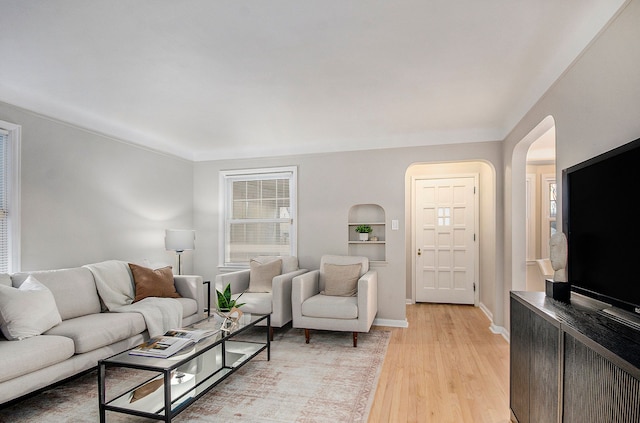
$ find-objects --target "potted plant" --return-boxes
[216,283,245,312]
[355,224,373,241]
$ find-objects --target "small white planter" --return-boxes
[358,233,369,241]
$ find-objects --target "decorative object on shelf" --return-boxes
[215,307,244,332]
[165,229,195,275]
[355,224,373,241]
[370,236,378,242]
[546,232,570,302]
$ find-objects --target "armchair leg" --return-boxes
[269,326,274,341]
[304,329,310,344]
[353,332,358,347]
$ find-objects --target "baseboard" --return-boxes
[479,301,510,342]
[373,317,409,328]
[479,302,493,321]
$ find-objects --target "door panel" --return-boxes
[415,177,476,304]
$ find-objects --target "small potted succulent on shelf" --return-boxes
[355,224,373,241]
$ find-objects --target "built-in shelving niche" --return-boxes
[348,204,386,263]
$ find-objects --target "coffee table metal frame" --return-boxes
[98,313,270,422]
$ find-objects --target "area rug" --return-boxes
[0,327,390,422]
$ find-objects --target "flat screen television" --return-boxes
[562,136,640,316]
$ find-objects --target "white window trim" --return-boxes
[218,166,297,272]
[0,120,21,273]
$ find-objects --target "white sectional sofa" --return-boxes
[0,261,204,405]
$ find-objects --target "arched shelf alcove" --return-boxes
[347,204,386,263]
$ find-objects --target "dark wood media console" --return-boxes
[510,291,640,423]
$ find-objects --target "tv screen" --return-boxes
[563,137,640,314]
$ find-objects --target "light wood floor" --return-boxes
[368,303,511,423]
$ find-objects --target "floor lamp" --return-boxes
[165,229,195,275]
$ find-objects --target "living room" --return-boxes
[1,0,639,421]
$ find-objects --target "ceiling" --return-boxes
[0,1,626,161]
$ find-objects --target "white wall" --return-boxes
[194,141,502,325]
[503,0,640,332]
[0,101,194,272]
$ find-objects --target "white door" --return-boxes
[415,177,476,304]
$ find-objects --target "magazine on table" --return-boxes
[129,327,218,358]
[163,327,219,342]
[129,336,195,358]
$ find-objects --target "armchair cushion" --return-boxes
[321,263,361,297]
[301,294,358,319]
[247,259,282,293]
[254,255,299,274]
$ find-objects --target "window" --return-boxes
[437,207,451,226]
[220,166,297,268]
[541,175,556,259]
[0,120,21,273]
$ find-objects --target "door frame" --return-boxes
[411,173,480,305]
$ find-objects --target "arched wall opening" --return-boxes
[405,160,499,322]
[511,115,557,293]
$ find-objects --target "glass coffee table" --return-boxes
[98,313,270,423]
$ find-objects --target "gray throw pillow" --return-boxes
[321,263,362,297]
[0,275,62,340]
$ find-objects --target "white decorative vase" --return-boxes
[359,233,369,241]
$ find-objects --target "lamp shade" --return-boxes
[165,229,195,252]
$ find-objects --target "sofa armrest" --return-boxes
[174,275,205,315]
[215,269,250,295]
[357,270,378,331]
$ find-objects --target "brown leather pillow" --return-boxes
[129,263,181,302]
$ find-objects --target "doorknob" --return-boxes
[417,248,421,256]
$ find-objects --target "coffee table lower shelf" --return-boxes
[98,314,270,423]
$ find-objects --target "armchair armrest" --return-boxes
[174,275,204,316]
[292,270,320,304]
[357,270,378,331]
[272,269,308,297]
[291,270,320,325]
[215,269,250,294]
[271,269,308,326]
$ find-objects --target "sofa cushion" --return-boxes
[301,294,358,319]
[174,297,198,317]
[129,263,181,302]
[44,312,146,354]
[0,335,74,383]
[11,267,102,320]
[248,259,282,293]
[235,292,272,315]
[321,263,361,297]
[0,275,62,340]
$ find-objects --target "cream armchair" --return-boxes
[292,255,377,347]
[215,256,307,340]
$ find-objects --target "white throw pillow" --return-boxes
[0,275,62,340]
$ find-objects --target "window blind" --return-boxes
[222,167,297,267]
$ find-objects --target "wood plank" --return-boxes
[368,303,511,423]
